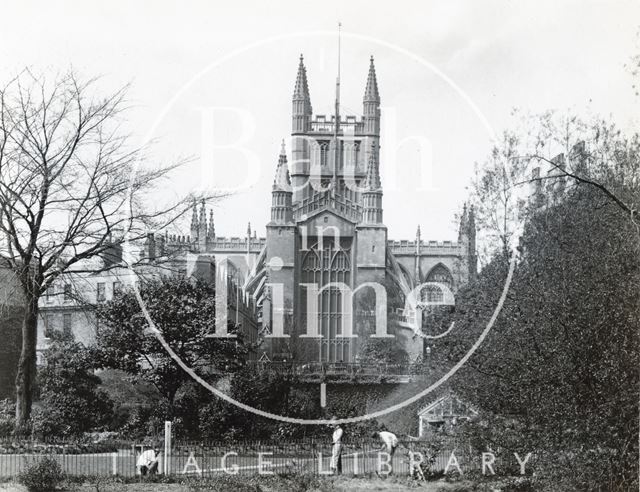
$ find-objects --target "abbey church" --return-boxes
[149,55,477,364]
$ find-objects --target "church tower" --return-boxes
[154,53,478,368]
[265,55,389,363]
[265,141,296,346]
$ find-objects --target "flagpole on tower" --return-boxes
[333,21,342,186]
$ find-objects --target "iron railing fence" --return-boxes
[247,361,419,377]
[0,437,484,478]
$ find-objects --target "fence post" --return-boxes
[112,452,117,476]
[163,421,172,475]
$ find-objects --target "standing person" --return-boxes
[137,446,160,476]
[373,430,399,474]
[330,417,343,475]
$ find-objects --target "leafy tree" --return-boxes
[358,338,408,366]
[34,332,113,437]
[471,112,639,266]
[444,120,639,489]
[94,277,249,418]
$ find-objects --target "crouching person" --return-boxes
[137,447,160,476]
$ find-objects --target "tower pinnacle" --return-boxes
[363,56,380,103]
[292,55,312,134]
[363,56,381,136]
[190,200,198,241]
[363,148,382,191]
[190,200,198,228]
[273,140,292,191]
[361,144,384,225]
[271,142,293,224]
[208,210,215,238]
[293,55,311,102]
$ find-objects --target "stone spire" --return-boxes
[293,54,311,100]
[292,55,312,134]
[363,56,380,103]
[271,141,293,224]
[197,199,207,249]
[458,203,468,241]
[361,148,383,224]
[363,56,381,137]
[273,139,292,191]
[199,199,207,227]
[458,203,477,279]
[362,149,381,191]
[190,200,198,241]
[208,210,215,238]
[468,205,476,236]
[247,222,252,237]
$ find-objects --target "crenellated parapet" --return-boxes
[309,114,365,134]
[156,234,265,254]
[208,236,266,253]
[389,239,462,256]
[528,142,585,211]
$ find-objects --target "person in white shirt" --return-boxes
[373,430,399,474]
[137,447,159,475]
[329,417,343,475]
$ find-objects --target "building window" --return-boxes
[44,315,54,338]
[423,264,454,303]
[97,282,106,302]
[63,284,72,301]
[319,141,329,167]
[301,236,352,362]
[113,281,122,296]
[45,285,55,302]
[63,314,72,336]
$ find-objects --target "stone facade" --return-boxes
[36,242,259,361]
[151,56,477,364]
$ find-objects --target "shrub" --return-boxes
[0,399,15,438]
[34,333,114,438]
[17,456,65,492]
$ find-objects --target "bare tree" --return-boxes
[518,112,639,236]
[0,69,199,426]
[473,111,640,261]
[471,130,529,264]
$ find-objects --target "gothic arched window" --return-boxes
[422,264,453,304]
[319,141,329,167]
[301,237,352,362]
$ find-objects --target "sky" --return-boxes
[1,0,638,242]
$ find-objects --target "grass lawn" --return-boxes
[0,476,503,491]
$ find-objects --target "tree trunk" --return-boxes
[15,293,38,427]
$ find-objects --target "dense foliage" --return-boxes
[435,121,640,489]
[33,332,114,438]
[94,277,249,417]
